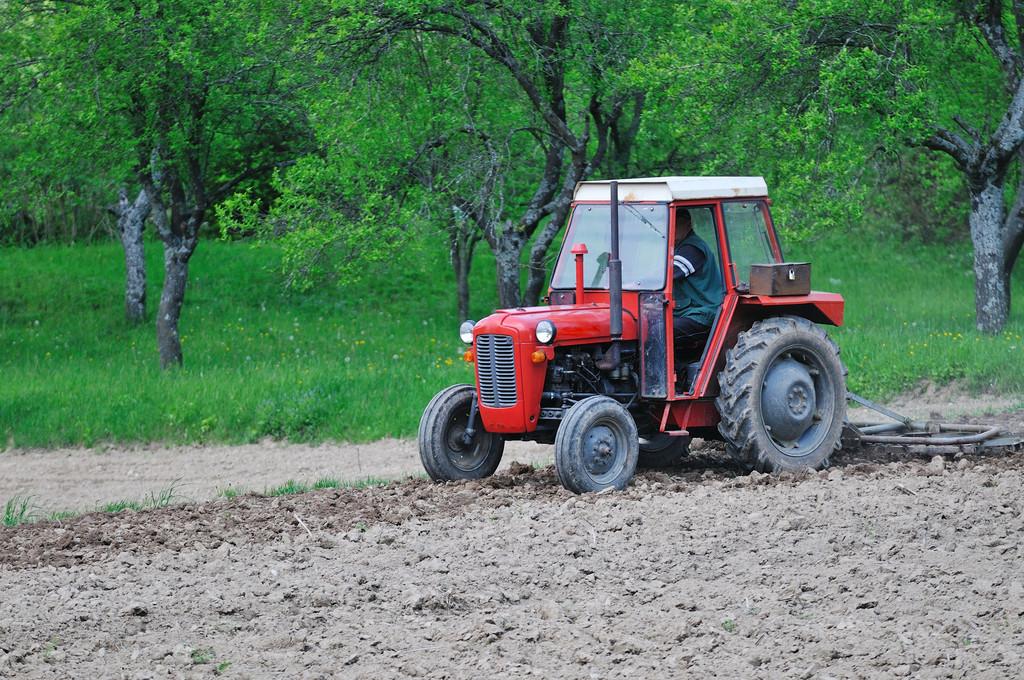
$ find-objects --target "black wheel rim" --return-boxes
[582,416,629,484]
[444,411,488,472]
[759,346,835,457]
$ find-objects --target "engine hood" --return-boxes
[474,303,638,345]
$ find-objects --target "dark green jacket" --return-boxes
[672,231,725,327]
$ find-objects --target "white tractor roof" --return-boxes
[574,176,768,202]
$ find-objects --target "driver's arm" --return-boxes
[673,245,706,280]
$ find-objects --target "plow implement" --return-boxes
[844,392,1024,455]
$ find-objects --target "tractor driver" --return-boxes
[673,208,725,357]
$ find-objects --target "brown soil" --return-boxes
[2,406,1024,678]
[0,439,554,516]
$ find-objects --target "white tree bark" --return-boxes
[970,182,1011,333]
[115,188,151,324]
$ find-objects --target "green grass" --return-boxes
[789,234,1024,396]
[218,486,242,500]
[1,484,178,526]
[264,476,390,496]
[0,229,1022,449]
[99,485,178,514]
[3,495,33,526]
[0,234,489,448]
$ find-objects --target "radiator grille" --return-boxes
[476,334,517,407]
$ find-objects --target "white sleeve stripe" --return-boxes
[674,255,694,275]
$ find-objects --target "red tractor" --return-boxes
[419,177,847,493]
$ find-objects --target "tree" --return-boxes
[644,0,1022,333]
[921,1,1024,332]
[278,0,672,309]
[13,0,312,366]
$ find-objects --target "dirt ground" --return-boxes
[1,394,1023,678]
[0,439,556,517]
[2,383,1020,518]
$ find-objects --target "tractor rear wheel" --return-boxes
[555,396,639,493]
[638,433,690,468]
[418,384,504,481]
[716,316,846,472]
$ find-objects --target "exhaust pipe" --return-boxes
[597,180,623,371]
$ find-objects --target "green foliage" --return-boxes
[631,0,1004,244]
[1,0,312,244]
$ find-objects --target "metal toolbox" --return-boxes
[748,262,811,296]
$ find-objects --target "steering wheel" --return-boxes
[590,251,610,287]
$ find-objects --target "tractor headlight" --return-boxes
[535,320,556,344]
[459,320,476,344]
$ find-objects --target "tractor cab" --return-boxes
[548,177,788,402]
[420,177,848,494]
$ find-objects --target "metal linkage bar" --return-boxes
[846,391,1007,447]
[847,391,911,426]
[858,423,1003,446]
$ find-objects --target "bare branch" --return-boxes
[953,114,983,144]
[923,127,974,168]
[975,0,1022,91]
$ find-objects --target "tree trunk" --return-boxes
[970,181,1011,334]
[157,233,197,369]
[450,231,478,321]
[492,229,525,308]
[456,257,471,321]
[524,201,575,305]
[116,188,151,324]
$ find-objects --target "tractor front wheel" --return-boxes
[555,396,639,493]
[418,384,504,481]
[716,316,846,472]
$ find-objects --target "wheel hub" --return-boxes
[762,357,816,446]
[446,418,486,470]
[583,425,618,476]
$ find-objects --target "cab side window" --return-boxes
[722,201,774,285]
[683,206,724,287]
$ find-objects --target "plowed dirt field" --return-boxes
[2,405,1024,678]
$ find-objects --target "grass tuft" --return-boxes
[3,495,34,526]
[266,479,308,496]
[100,484,178,514]
[312,477,339,489]
[218,486,242,499]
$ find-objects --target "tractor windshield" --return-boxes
[550,203,669,290]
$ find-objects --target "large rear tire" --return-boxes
[555,396,639,493]
[637,433,690,468]
[716,316,846,472]
[418,384,504,481]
